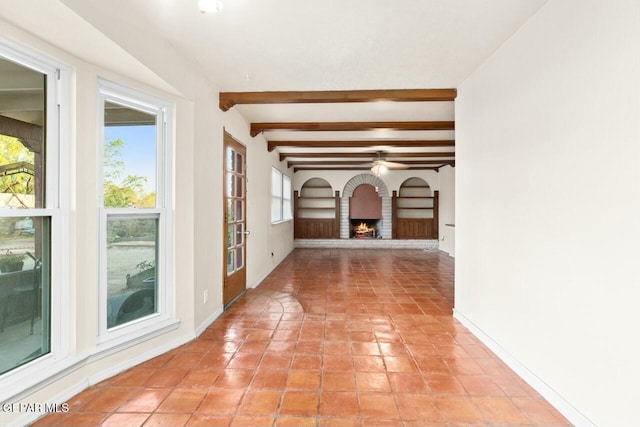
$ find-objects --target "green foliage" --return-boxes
[103,138,155,208]
[0,249,25,265]
[0,250,26,272]
[0,135,34,196]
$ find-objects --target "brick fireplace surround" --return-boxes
[340,174,392,239]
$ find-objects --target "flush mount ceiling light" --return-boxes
[199,0,223,13]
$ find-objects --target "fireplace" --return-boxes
[349,184,382,238]
[350,219,381,239]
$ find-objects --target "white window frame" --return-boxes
[271,167,292,223]
[0,38,71,402]
[97,80,175,348]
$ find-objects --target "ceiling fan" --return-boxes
[370,151,409,175]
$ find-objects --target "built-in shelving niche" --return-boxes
[294,178,340,238]
[392,177,439,239]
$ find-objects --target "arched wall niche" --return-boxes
[399,177,432,197]
[301,177,333,193]
[297,177,335,220]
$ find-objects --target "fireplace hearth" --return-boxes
[350,219,380,239]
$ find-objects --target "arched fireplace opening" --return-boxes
[349,184,382,239]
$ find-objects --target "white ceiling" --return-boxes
[59,0,549,92]
[1,0,550,171]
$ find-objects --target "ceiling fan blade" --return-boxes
[379,160,409,169]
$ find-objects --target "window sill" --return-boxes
[96,317,181,355]
[271,219,293,225]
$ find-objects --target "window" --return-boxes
[283,175,292,221]
[271,168,291,223]
[0,40,68,385]
[98,80,173,344]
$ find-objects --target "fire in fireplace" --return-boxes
[350,219,380,238]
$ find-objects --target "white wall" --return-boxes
[0,3,293,425]
[455,0,640,426]
[190,76,294,329]
[438,165,455,256]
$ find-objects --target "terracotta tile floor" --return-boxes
[33,249,571,426]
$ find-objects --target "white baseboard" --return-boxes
[195,307,224,337]
[10,331,196,427]
[453,309,595,427]
[250,246,293,289]
[87,333,195,386]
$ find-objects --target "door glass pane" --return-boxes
[236,175,243,197]
[106,217,158,328]
[226,200,234,223]
[235,224,243,246]
[103,102,157,208]
[235,247,244,270]
[235,200,243,221]
[226,147,235,171]
[227,250,234,274]
[0,216,51,375]
[226,172,235,197]
[235,152,243,174]
[227,225,234,249]
[0,58,45,209]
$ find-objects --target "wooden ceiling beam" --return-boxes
[220,88,457,111]
[267,139,454,152]
[437,162,455,170]
[287,160,454,168]
[293,166,441,173]
[279,151,455,161]
[251,121,454,137]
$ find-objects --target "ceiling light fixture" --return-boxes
[371,164,387,177]
[199,0,223,13]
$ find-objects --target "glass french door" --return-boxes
[223,131,247,306]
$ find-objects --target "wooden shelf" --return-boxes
[397,207,434,210]
[298,196,335,200]
[400,185,430,188]
[301,185,332,188]
[397,196,434,199]
[298,207,336,210]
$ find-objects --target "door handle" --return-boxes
[237,230,251,235]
